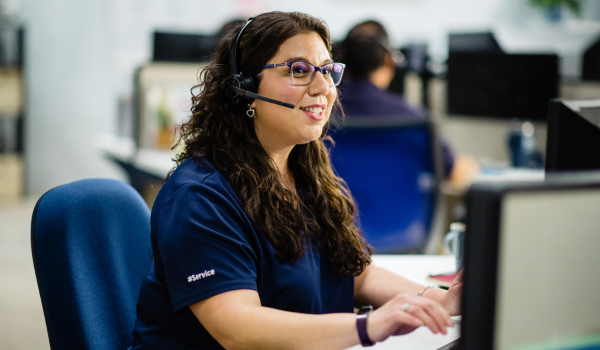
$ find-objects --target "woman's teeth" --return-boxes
[300,107,324,114]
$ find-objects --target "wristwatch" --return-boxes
[356,305,375,347]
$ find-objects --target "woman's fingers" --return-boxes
[418,298,453,334]
[367,303,423,342]
[397,310,424,328]
[404,303,442,334]
[366,293,455,342]
[391,294,453,335]
[443,268,464,316]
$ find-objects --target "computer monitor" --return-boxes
[448,32,503,54]
[446,53,559,120]
[460,173,600,349]
[153,32,219,62]
[545,99,600,173]
[583,36,600,81]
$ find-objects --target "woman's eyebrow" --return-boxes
[282,56,334,65]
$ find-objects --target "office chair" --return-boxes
[329,117,443,253]
[31,178,151,350]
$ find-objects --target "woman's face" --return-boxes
[252,32,336,150]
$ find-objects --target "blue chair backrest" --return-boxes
[329,118,440,253]
[31,178,151,350]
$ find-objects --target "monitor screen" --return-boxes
[460,173,600,350]
[448,32,503,54]
[583,37,600,81]
[153,32,219,63]
[446,53,559,120]
[545,99,600,173]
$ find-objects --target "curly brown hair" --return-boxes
[173,11,372,276]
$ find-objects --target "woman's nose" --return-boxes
[308,70,331,96]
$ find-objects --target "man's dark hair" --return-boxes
[342,20,391,79]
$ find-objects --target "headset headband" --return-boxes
[229,13,264,76]
[225,12,296,109]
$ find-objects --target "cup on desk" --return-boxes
[444,222,465,272]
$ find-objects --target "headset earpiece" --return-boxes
[225,71,255,105]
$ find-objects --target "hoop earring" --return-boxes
[246,105,255,118]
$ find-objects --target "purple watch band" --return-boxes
[356,306,375,347]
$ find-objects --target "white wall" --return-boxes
[19,0,600,195]
[23,0,125,196]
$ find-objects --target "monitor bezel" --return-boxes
[460,172,600,349]
[545,98,600,173]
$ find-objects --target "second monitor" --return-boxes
[460,173,600,350]
[545,98,600,173]
[446,53,559,120]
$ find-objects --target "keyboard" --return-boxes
[436,338,460,350]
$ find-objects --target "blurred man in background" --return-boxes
[337,20,466,179]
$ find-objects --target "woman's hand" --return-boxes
[365,292,454,343]
[440,269,464,316]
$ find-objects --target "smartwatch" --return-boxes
[356,305,375,347]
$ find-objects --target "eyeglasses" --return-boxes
[263,61,346,87]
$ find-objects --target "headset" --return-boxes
[225,14,296,109]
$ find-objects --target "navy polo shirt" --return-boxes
[130,157,354,349]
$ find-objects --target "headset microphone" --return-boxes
[225,14,296,110]
[227,83,295,109]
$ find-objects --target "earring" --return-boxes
[246,105,255,118]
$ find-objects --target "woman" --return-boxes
[130,11,462,350]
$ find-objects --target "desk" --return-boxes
[97,134,173,180]
[347,255,460,350]
[98,134,174,206]
[472,167,544,184]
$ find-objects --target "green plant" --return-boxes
[156,102,173,130]
[528,0,581,14]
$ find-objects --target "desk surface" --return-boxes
[346,255,460,350]
[473,167,544,183]
[98,135,175,179]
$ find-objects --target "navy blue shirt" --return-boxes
[130,158,354,349]
[339,78,430,118]
[338,79,455,177]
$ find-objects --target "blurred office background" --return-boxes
[2,0,600,348]
[0,0,597,197]
[1,0,600,197]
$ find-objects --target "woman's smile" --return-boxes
[300,104,326,121]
